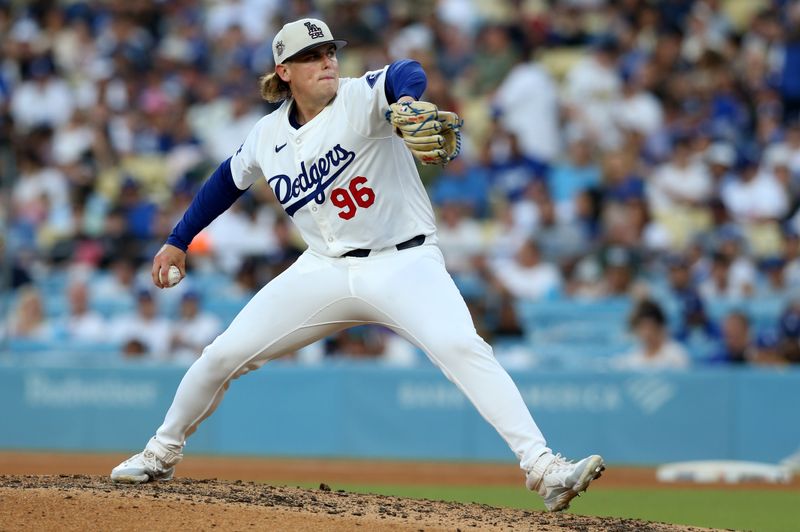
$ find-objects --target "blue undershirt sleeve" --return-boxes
[385,59,427,104]
[166,157,249,251]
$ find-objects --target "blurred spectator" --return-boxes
[720,157,788,256]
[2,286,55,341]
[604,193,670,253]
[57,280,106,342]
[665,254,720,343]
[712,230,757,297]
[647,136,713,248]
[435,202,485,278]
[387,18,434,61]
[433,23,473,80]
[567,254,604,299]
[52,111,96,168]
[117,177,158,241]
[699,251,742,302]
[205,198,279,274]
[186,76,231,150]
[467,24,519,96]
[492,51,560,163]
[599,149,644,207]
[613,67,664,139]
[601,246,641,298]
[483,123,547,204]
[96,207,141,264]
[204,91,263,162]
[485,238,562,301]
[612,299,690,370]
[483,202,530,262]
[430,156,491,218]
[11,150,72,240]
[508,179,547,236]
[533,193,590,266]
[110,288,171,360]
[757,257,788,298]
[547,134,601,215]
[708,311,756,364]
[91,256,139,308]
[170,291,222,364]
[573,245,641,300]
[10,56,74,131]
[563,37,623,150]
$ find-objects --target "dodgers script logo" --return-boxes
[269,144,356,216]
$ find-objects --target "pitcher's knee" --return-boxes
[428,333,493,364]
[197,339,254,379]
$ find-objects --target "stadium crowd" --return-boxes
[2,0,800,368]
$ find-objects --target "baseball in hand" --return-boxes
[166,265,182,287]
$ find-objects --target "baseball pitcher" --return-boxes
[110,18,604,512]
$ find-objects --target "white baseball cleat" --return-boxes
[526,453,605,512]
[111,448,182,484]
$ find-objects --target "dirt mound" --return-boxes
[0,475,710,531]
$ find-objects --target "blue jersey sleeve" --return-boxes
[166,157,249,251]
[385,59,427,103]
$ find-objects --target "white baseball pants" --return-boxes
[150,243,550,471]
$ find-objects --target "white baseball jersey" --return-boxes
[230,66,437,256]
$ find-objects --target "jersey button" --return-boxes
[311,206,317,212]
[327,237,333,242]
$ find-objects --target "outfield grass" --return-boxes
[295,483,799,532]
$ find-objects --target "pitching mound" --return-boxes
[0,475,709,531]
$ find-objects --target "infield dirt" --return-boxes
[0,474,714,531]
[4,451,789,530]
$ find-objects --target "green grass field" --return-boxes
[296,483,799,531]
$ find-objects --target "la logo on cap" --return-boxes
[305,21,324,39]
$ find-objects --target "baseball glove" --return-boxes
[386,100,463,165]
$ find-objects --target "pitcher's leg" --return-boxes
[354,246,550,471]
[151,321,344,452]
[151,252,353,452]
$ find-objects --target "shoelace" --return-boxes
[545,454,576,474]
[133,450,161,471]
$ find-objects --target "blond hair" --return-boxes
[259,72,291,103]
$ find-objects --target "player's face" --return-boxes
[283,44,339,103]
